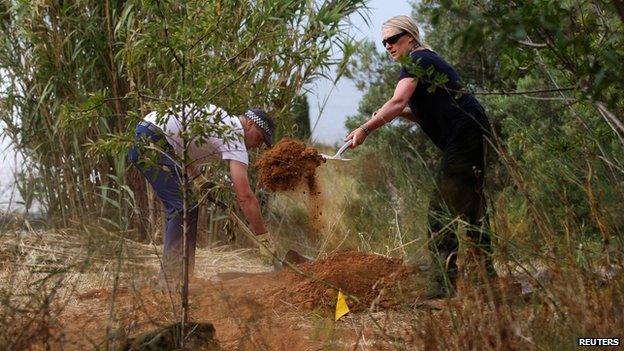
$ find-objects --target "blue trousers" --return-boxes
[128,123,198,279]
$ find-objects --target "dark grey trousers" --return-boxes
[427,109,495,297]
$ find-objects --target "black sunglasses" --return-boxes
[382,31,408,47]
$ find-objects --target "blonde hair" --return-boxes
[382,15,431,50]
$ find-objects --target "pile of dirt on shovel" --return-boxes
[255,138,327,232]
[280,251,413,311]
[255,138,325,192]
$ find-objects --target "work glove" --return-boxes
[256,232,276,264]
[193,175,217,193]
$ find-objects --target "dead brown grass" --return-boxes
[1,222,622,350]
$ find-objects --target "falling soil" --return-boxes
[280,251,413,311]
[255,138,326,232]
[255,138,325,192]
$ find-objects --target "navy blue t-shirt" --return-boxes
[399,49,486,150]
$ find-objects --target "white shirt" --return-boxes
[144,104,249,167]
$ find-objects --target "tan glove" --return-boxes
[193,175,216,192]
[256,232,276,264]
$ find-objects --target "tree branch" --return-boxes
[472,86,577,96]
[515,38,548,48]
[595,101,624,145]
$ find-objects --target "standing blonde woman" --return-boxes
[345,15,495,298]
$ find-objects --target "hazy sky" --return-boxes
[308,0,415,145]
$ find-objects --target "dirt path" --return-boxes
[57,251,421,350]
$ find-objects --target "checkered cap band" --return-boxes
[245,109,272,143]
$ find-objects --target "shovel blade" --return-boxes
[320,140,353,161]
[320,154,351,161]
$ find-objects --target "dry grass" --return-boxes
[0,221,622,350]
[2,153,623,350]
[263,145,624,350]
[0,225,267,350]
[268,159,361,257]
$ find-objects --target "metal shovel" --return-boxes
[320,140,353,161]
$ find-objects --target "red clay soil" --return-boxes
[57,252,416,350]
[254,138,325,192]
[304,184,326,234]
[280,251,412,311]
[255,138,327,232]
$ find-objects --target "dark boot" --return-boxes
[427,246,458,299]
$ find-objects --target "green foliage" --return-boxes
[417,0,624,251]
[482,75,624,247]
[290,94,312,140]
[419,0,624,108]
[0,0,369,231]
[344,1,624,261]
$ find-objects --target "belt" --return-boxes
[138,120,164,135]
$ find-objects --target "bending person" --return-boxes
[128,104,275,288]
[345,15,496,298]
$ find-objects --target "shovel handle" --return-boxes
[336,140,353,157]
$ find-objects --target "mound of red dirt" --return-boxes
[255,138,325,192]
[63,252,418,350]
[281,251,412,311]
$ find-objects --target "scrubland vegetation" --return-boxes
[1,0,623,350]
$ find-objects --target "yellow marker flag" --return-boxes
[335,290,350,321]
